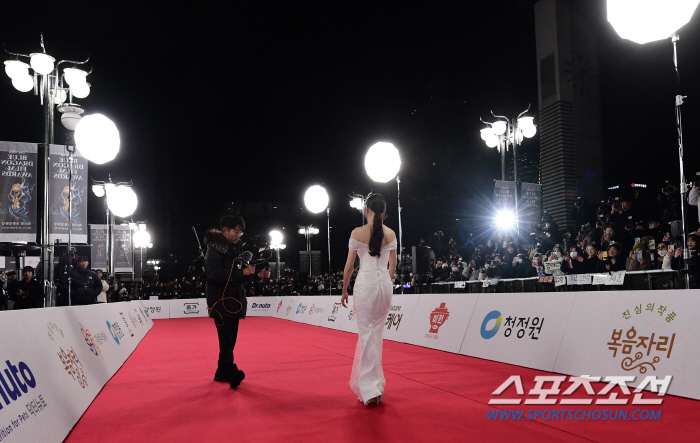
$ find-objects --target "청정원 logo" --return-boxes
[481,310,503,339]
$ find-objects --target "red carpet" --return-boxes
[65,317,700,442]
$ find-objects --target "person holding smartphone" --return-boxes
[597,243,626,272]
[626,242,652,271]
[655,241,673,270]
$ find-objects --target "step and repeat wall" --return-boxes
[0,301,153,443]
[158,290,698,401]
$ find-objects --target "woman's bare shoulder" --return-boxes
[383,226,396,241]
[350,226,369,240]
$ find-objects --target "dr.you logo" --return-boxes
[481,310,502,339]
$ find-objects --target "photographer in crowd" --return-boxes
[71,256,103,305]
[7,266,43,310]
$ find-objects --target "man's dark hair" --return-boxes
[22,266,34,273]
[79,256,89,262]
[220,215,245,231]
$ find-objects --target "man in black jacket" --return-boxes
[204,215,270,389]
[8,266,43,309]
[70,256,102,305]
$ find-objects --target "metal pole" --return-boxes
[276,247,281,280]
[39,69,55,306]
[672,34,691,290]
[327,207,331,295]
[500,138,506,181]
[396,176,403,293]
[67,147,73,306]
[512,119,521,240]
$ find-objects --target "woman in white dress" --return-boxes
[342,194,397,406]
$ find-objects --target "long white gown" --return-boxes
[348,237,396,404]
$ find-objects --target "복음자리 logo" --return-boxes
[481,310,503,339]
[428,303,450,334]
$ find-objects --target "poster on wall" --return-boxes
[113,225,133,272]
[493,180,517,209]
[0,142,38,242]
[90,224,109,271]
[48,144,88,243]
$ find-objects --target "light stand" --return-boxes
[327,207,331,295]
[396,176,403,265]
[672,34,691,290]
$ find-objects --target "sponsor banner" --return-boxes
[289,297,312,323]
[0,301,151,443]
[0,142,38,242]
[140,299,170,319]
[493,180,516,208]
[112,225,133,273]
[383,294,421,343]
[553,290,700,399]
[48,144,88,244]
[90,224,109,271]
[277,296,302,320]
[246,297,278,317]
[460,293,576,371]
[405,294,479,353]
[318,296,345,329]
[304,296,332,326]
[332,296,359,334]
[169,298,208,318]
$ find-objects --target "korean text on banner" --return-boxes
[48,144,88,243]
[493,180,517,209]
[553,290,700,400]
[0,142,38,242]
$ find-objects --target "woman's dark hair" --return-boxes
[366,194,387,257]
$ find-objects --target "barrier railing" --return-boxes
[393,269,684,294]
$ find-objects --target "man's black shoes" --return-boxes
[230,370,245,389]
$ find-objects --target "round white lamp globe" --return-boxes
[491,121,507,136]
[365,142,401,183]
[92,184,105,197]
[29,53,55,75]
[63,67,87,86]
[61,112,82,130]
[107,185,138,217]
[71,82,90,99]
[133,230,151,249]
[12,74,34,92]
[4,60,29,79]
[304,185,329,214]
[74,114,120,164]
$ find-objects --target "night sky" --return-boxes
[3,1,700,272]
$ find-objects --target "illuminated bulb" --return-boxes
[29,53,55,75]
[4,60,29,79]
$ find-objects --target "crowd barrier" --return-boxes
[399,269,683,294]
[216,290,697,401]
[0,301,153,443]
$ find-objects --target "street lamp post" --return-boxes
[92,179,138,275]
[607,0,699,289]
[480,107,537,238]
[133,223,152,282]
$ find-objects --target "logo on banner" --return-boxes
[107,321,124,344]
[348,306,356,323]
[251,303,271,309]
[328,303,341,322]
[286,303,293,316]
[386,305,403,331]
[308,304,315,316]
[426,303,450,337]
[0,360,37,409]
[296,303,308,315]
[80,323,103,359]
[57,346,88,388]
[277,300,283,313]
[481,310,503,339]
[119,313,135,337]
[183,303,200,315]
[47,322,64,341]
[140,306,149,319]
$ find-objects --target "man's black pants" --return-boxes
[215,316,240,374]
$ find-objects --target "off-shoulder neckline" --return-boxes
[349,238,397,249]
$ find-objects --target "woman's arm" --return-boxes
[388,249,397,279]
[341,249,358,307]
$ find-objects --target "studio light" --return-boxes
[270,230,283,247]
[495,209,516,231]
[607,0,700,44]
[106,185,138,217]
[304,185,329,214]
[133,230,151,249]
[365,142,401,183]
[74,114,120,164]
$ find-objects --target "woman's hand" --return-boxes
[575,255,584,262]
[675,248,682,258]
[341,291,349,308]
[597,251,604,260]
